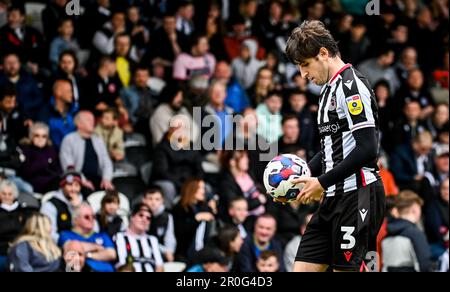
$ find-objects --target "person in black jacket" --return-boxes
[236,213,285,272]
[151,124,204,205]
[172,178,216,263]
[96,190,125,239]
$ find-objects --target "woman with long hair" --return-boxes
[247,67,275,106]
[8,213,61,272]
[172,178,216,262]
[96,190,126,239]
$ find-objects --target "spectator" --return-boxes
[247,67,274,106]
[213,61,250,114]
[382,191,432,272]
[284,212,314,272]
[172,178,216,262]
[142,188,177,262]
[0,180,30,271]
[425,177,449,260]
[8,213,61,272]
[173,35,216,94]
[62,240,91,272]
[175,0,195,37]
[275,115,307,158]
[374,80,394,145]
[237,214,285,272]
[112,33,138,87]
[0,5,45,69]
[92,11,127,57]
[151,119,204,203]
[427,103,449,142]
[218,150,266,222]
[394,47,419,87]
[42,0,76,42]
[257,0,283,53]
[256,90,283,143]
[58,203,117,272]
[215,225,244,272]
[49,18,80,71]
[340,18,371,66]
[79,0,112,47]
[0,83,28,143]
[186,247,229,272]
[60,110,114,191]
[114,203,164,272]
[0,53,44,120]
[285,90,316,157]
[95,108,125,162]
[37,79,78,149]
[150,82,199,146]
[395,68,435,120]
[357,47,399,92]
[40,171,84,241]
[231,39,265,90]
[202,80,234,148]
[256,250,281,272]
[126,5,150,55]
[96,190,126,239]
[19,122,62,194]
[225,197,249,239]
[82,57,122,117]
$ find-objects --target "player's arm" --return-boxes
[307,151,323,177]
[317,127,377,189]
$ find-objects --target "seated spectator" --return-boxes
[95,108,125,162]
[215,225,244,272]
[0,180,31,271]
[186,247,229,272]
[231,39,265,90]
[19,122,62,194]
[8,214,61,272]
[58,203,117,272]
[284,212,314,272]
[382,191,432,272]
[173,35,216,95]
[60,111,114,191]
[395,68,435,120]
[218,150,266,223]
[394,47,419,87]
[237,214,285,272]
[114,203,164,272]
[426,103,449,142]
[172,179,216,262]
[62,240,91,272]
[175,1,195,37]
[0,83,28,142]
[112,33,138,87]
[142,188,176,262]
[225,197,249,239]
[427,144,449,190]
[92,11,127,57]
[275,115,307,158]
[126,5,149,55]
[41,0,75,42]
[40,171,84,241]
[425,178,449,260]
[256,250,281,272]
[49,18,80,71]
[0,118,33,194]
[247,67,274,106]
[256,90,283,143]
[151,121,204,204]
[0,53,44,121]
[82,57,122,117]
[96,190,126,239]
[390,131,435,197]
[150,82,200,146]
[38,79,78,149]
[202,80,234,148]
[213,61,250,114]
[357,47,399,92]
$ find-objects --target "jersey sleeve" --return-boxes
[338,70,376,132]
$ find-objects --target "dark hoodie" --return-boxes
[386,218,432,272]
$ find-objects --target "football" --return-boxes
[263,154,311,203]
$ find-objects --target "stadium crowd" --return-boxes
[0,0,448,272]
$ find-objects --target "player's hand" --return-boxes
[292,177,324,205]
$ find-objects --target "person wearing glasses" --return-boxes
[19,122,62,194]
[114,203,164,272]
[58,202,117,272]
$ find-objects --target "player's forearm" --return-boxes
[317,127,378,189]
[307,151,323,177]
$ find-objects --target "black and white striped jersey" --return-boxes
[317,64,380,197]
[115,232,164,272]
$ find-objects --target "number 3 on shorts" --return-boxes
[340,226,356,249]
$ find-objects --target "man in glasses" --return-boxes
[114,203,164,272]
[58,202,117,272]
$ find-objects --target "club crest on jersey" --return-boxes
[346,95,363,116]
[328,95,337,111]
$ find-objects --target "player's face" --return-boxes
[297,56,327,85]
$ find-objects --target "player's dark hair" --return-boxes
[285,20,339,65]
